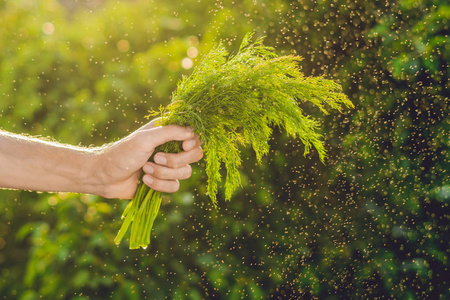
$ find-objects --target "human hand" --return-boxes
[94,120,203,199]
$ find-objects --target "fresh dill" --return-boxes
[114,33,353,249]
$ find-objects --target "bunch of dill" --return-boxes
[114,33,353,249]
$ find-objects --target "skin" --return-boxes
[0,119,203,199]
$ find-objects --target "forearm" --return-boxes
[0,123,202,199]
[0,130,100,194]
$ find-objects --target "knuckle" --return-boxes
[169,157,181,169]
[142,163,154,174]
[153,165,166,178]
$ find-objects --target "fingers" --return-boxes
[141,163,191,193]
[143,163,192,181]
[153,145,203,169]
[134,119,203,193]
[141,136,203,193]
[142,174,181,193]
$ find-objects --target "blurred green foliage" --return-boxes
[0,0,448,299]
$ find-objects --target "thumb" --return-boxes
[144,124,194,149]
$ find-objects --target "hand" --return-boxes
[95,120,203,199]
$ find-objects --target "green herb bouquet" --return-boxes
[114,33,353,249]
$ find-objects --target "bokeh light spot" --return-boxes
[187,47,198,58]
[47,196,58,206]
[117,39,130,52]
[42,22,55,35]
[187,35,199,46]
[181,57,193,69]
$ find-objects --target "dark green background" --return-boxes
[0,0,448,299]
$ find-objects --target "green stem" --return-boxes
[130,189,149,249]
[113,183,146,245]
[142,191,162,247]
[114,182,164,249]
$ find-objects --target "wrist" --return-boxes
[86,145,138,199]
[73,148,106,197]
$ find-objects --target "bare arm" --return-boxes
[0,120,203,199]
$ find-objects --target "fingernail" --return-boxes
[186,126,193,132]
[185,139,196,150]
[143,175,153,185]
[154,155,167,165]
[145,164,154,174]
